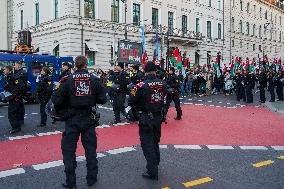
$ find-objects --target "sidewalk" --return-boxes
[265,101,284,114]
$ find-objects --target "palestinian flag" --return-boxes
[142,52,148,65]
[234,57,239,68]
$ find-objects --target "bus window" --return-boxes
[31,61,54,77]
[0,61,27,71]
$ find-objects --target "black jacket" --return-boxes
[36,75,53,104]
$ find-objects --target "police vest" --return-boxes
[68,72,96,108]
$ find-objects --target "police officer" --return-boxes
[36,67,53,127]
[276,69,284,101]
[267,69,276,102]
[130,65,144,85]
[112,63,129,124]
[258,67,267,103]
[244,70,254,103]
[128,62,166,180]
[165,67,182,120]
[59,62,72,81]
[13,61,27,126]
[3,66,26,134]
[51,56,107,188]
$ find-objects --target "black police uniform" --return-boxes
[13,68,27,125]
[235,73,246,102]
[276,71,284,101]
[51,69,107,188]
[165,71,182,120]
[4,73,26,133]
[36,75,53,126]
[267,72,276,102]
[128,63,166,179]
[244,73,254,103]
[258,72,267,103]
[112,70,129,123]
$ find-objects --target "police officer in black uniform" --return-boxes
[267,69,276,102]
[244,70,254,103]
[13,61,28,126]
[112,63,129,124]
[36,67,53,127]
[128,62,166,180]
[130,65,144,85]
[3,66,26,134]
[51,56,107,188]
[276,69,284,101]
[234,70,243,101]
[59,62,72,81]
[165,67,182,120]
[258,67,267,103]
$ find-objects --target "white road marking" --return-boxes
[239,146,268,150]
[218,102,223,104]
[98,106,113,111]
[96,125,110,128]
[198,100,203,102]
[0,168,25,178]
[32,160,64,170]
[106,147,136,155]
[209,105,215,107]
[159,145,168,149]
[97,153,106,158]
[236,104,241,106]
[113,122,129,126]
[184,102,193,105]
[188,99,193,101]
[8,135,35,141]
[227,103,231,105]
[271,146,284,150]
[215,106,221,108]
[174,145,202,150]
[37,131,62,136]
[194,104,204,106]
[31,113,38,115]
[207,145,234,150]
[227,106,237,109]
[76,156,86,162]
[207,101,212,103]
[0,116,5,118]
[240,105,246,107]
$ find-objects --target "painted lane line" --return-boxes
[277,156,284,160]
[174,145,202,150]
[227,103,231,105]
[207,145,234,150]
[236,104,241,106]
[183,177,213,187]
[113,122,130,126]
[32,160,64,170]
[240,105,246,107]
[197,100,203,102]
[97,153,106,158]
[271,146,284,151]
[31,113,39,115]
[252,160,274,168]
[184,102,193,105]
[227,106,237,109]
[207,101,212,103]
[161,187,171,189]
[106,147,136,155]
[98,106,113,111]
[215,106,221,108]
[218,102,223,104]
[194,104,204,106]
[37,131,62,136]
[240,146,268,150]
[159,145,168,149]
[8,135,35,141]
[0,168,25,178]
[0,116,5,118]
[96,125,110,129]
[188,99,192,101]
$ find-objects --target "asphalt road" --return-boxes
[0,146,283,189]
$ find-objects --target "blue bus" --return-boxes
[0,53,73,101]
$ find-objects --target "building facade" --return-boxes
[223,0,284,65]
[0,0,8,50]
[6,0,284,70]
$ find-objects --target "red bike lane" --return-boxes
[0,105,283,171]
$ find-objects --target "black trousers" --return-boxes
[139,113,162,177]
[259,87,266,102]
[113,93,126,121]
[8,100,23,130]
[165,94,182,117]
[19,101,25,125]
[245,85,253,103]
[61,115,98,186]
[40,103,47,125]
[276,83,284,101]
[269,87,275,101]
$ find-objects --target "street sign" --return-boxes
[117,40,142,64]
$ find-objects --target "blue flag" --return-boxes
[141,24,145,54]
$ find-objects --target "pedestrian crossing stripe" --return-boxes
[183,177,213,187]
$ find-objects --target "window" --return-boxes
[247,2,250,13]
[246,22,249,35]
[252,24,255,36]
[218,0,221,10]
[196,18,200,33]
[54,0,59,19]
[265,11,267,19]
[53,45,59,57]
[168,11,174,35]
[247,43,249,49]
[259,25,262,37]
[182,15,188,34]
[253,5,256,16]
[232,17,235,32]
[111,0,119,22]
[232,0,235,7]
[240,40,242,48]
[240,0,243,11]
[239,20,242,33]
[280,32,282,42]
[259,45,262,52]
[35,3,39,25]
[207,21,212,39]
[84,0,95,18]
[280,16,282,26]
[260,7,262,18]
[133,3,141,26]
[152,8,159,29]
[218,23,222,39]
[253,44,255,51]
[20,10,23,30]
[208,0,212,7]
[85,44,95,66]
[232,39,234,47]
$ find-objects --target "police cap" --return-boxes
[144,62,157,73]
